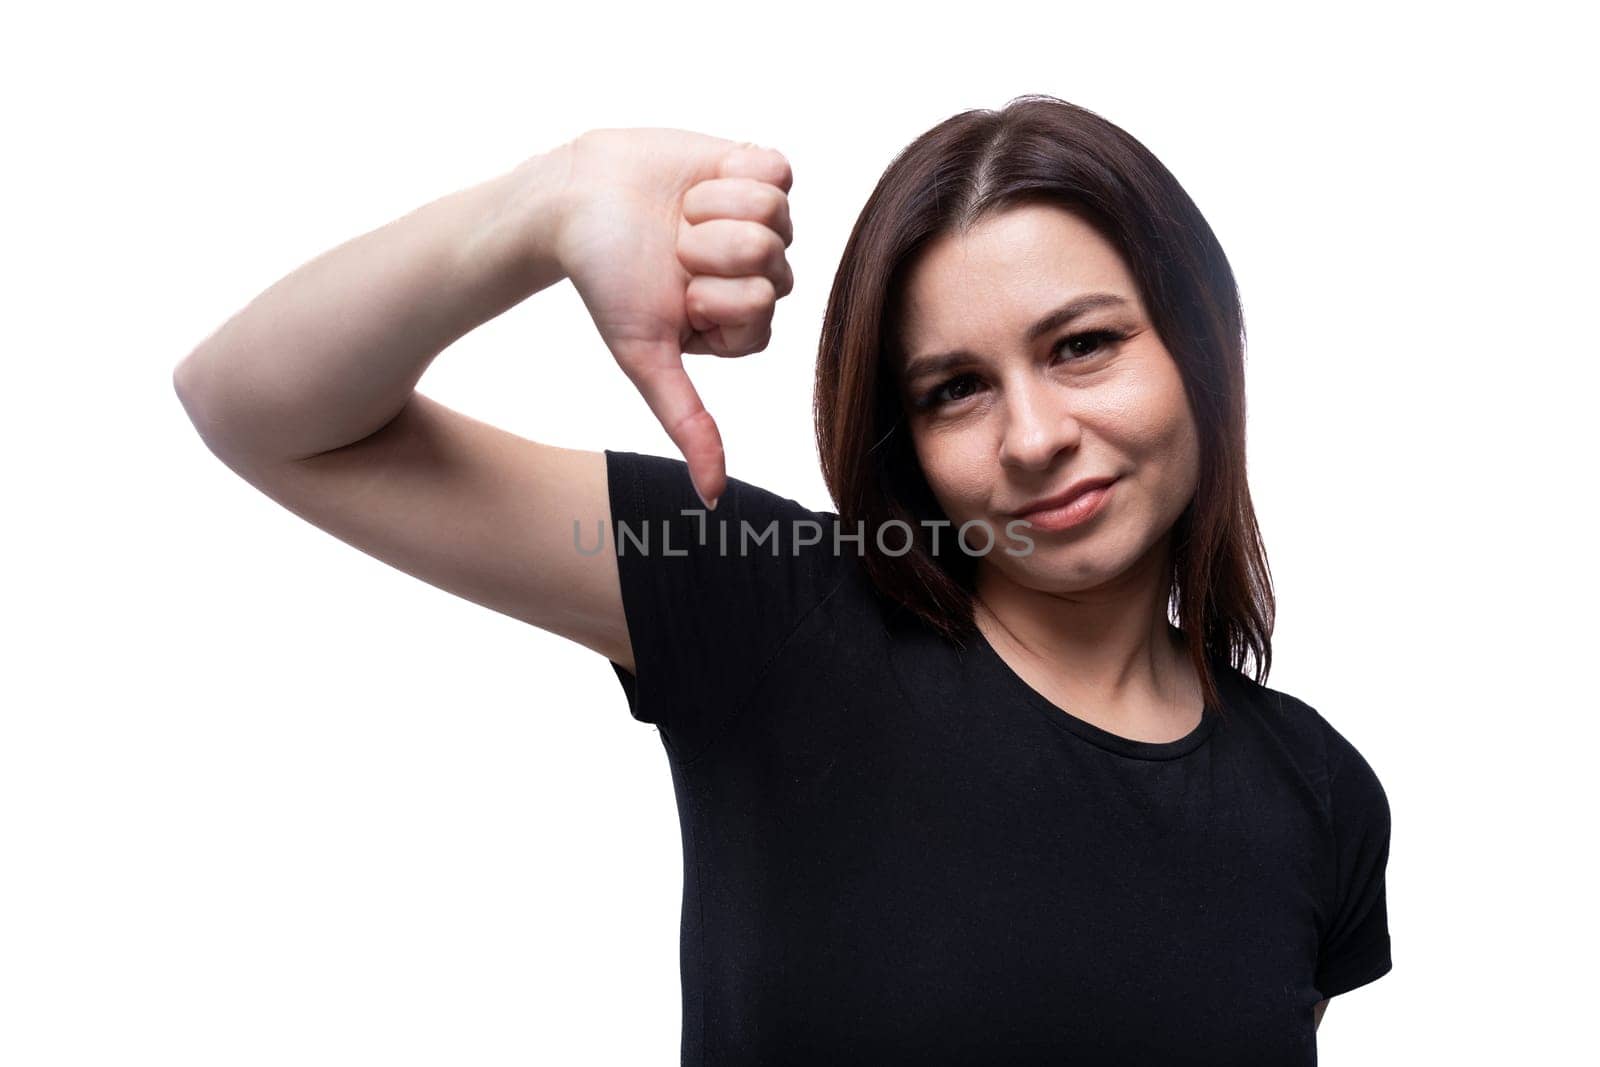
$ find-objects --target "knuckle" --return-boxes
[740,225,771,265]
[666,405,716,443]
[745,274,777,304]
[755,182,784,219]
[756,147,793,186]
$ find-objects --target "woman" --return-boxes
[174,95,1392,1065]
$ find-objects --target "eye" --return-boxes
[911,328,1129,413]
[1052,328,1128,362]
[916,372,982,411]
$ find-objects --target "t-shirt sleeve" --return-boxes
[1313,719,1394,999]
[602,448,848,763]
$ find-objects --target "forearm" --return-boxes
[173,143,577,465]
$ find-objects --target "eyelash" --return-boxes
[913,328,1129,412]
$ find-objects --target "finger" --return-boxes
[712,317,773,359]
[619,343,727,509]
[721,143,793,195]
[679,218,785,280]
[684,275,776,357]
[683,315,773,359]
[682,178,793,247]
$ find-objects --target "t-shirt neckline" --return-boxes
[972,627,1218,761]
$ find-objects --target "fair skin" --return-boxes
[171,128,791,675]
[899,205,1334,1027]
[171,127,1333,1034]
[898,203,1204,744]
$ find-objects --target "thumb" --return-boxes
[621,342,727,510]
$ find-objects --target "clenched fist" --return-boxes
[552,127,796,510]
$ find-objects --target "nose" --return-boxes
[997,373,1079,472]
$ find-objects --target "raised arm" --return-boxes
[172,129,795,671]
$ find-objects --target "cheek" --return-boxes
[1127,379,1201,508]
[912,428,990,517]
[1098,356,1196,463]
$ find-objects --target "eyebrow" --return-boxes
[901,292,1133,384]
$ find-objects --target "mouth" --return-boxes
[1007,477,1120,533]
[1008,476,1120,519]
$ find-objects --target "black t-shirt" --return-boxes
[603,449,1393,1066]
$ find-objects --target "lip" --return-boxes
[1009,476,1120,519]
[1008,477,1119,533]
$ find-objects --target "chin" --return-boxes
[1008,526,1153,583]
[996,552,1113,592]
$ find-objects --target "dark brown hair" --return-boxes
[812,93,1275,709]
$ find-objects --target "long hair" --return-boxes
[813,93,1275,710]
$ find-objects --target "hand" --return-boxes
[553,127,795,510]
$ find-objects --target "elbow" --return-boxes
[172,353,203,424]
[172,348,255,471]
[172,351,207,436]
[172,350,221,447]
[171,350,194,404]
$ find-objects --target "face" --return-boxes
[895,201,1202,598]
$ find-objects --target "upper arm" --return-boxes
[600,448,848,757]
[1313,716,1394,998]
[183,388,634,671]
[1314,997,1328,1030]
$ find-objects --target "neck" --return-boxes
[972,534,1197,728]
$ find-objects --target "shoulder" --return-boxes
[606,449,844,546]
[1215,659,1389,822]
[600,449,869,754]
[1210,658,1328,759]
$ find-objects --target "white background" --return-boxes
[5,1,1594,1062]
